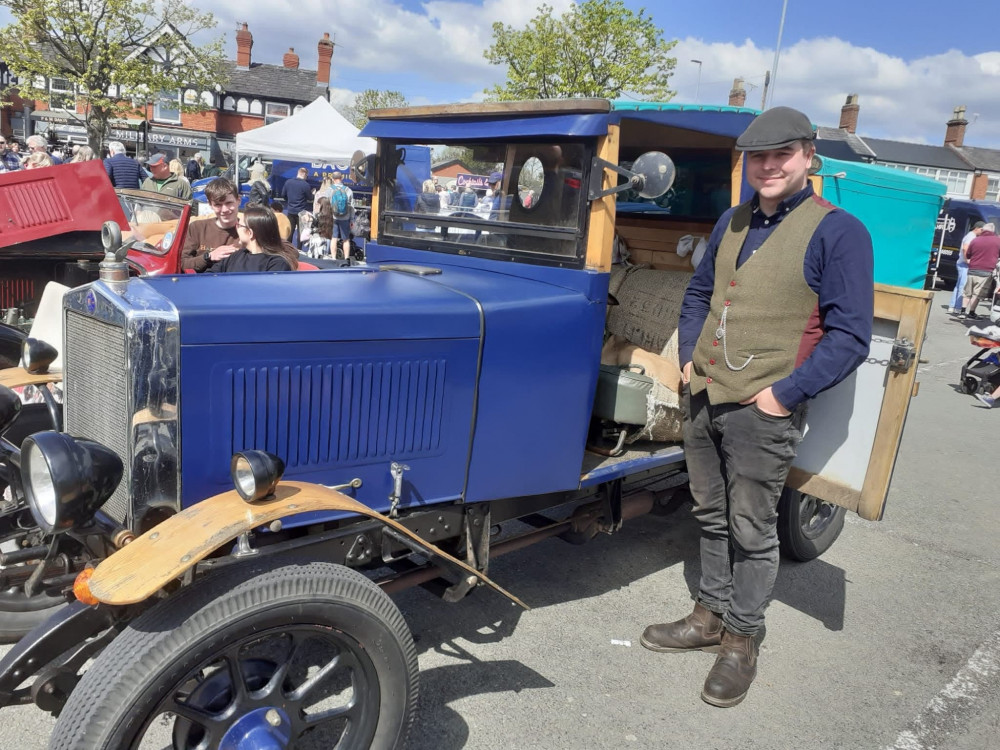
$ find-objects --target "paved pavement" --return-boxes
[2,291,999,749]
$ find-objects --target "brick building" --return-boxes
[1,23,335,164]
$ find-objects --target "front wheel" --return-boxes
[50,560,419,750]
[777,487,846,562]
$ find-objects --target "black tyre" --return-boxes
[0,586,67,643]
[50,559,418,750]
[777,487,846,562]
[0,508,74,643]
[961,376,979,395]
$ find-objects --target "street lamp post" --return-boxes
[766,0,789,109]
[691,59,703,104]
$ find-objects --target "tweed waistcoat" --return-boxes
[689,197,832,404]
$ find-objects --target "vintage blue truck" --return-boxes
[0,99,938,749]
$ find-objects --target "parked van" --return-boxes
[927,198,1000,290]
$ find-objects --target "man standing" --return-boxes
[141,153,192,200]
[641,107,873,707]
[281,167,312,247]
[329,171,353,258]
[962,222,1000,320]
[0,137,20,172]
[26,135,62,165]
[181,178,240,271]
[104,141,142,189]
[950,221,985,314]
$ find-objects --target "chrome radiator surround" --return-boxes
[62,279,181,529]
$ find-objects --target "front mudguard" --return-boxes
[0,601,118,708]
[87,481,528,609]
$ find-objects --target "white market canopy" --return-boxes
[235,96,376,164]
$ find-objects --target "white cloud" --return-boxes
[670,37,1000,148]
[206,2,1000,149]
[210,0,574,89]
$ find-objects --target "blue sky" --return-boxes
[4,1,999,148]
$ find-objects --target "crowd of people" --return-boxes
[242,165,357,260]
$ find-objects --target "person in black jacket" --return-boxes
[185,154,202,181]
[103,141,142,189]
[415,179,441,213]
[207,205,298,273]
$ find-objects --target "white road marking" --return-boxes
[884,628,1000,749]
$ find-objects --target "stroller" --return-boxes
[961,324,1000,396]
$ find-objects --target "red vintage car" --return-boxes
[0,160,315,346]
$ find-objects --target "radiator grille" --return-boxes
[0,278,36,309]
[227,359,447,466]
[64,311,131,523]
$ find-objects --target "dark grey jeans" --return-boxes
[682,387,806,636]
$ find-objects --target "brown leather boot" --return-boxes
[640,602,724,653]
[701,629,758,707]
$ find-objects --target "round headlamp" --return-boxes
[22,337,58,375]
[21,432,124,533]
[0,384,21,433]
[230,451,285,503]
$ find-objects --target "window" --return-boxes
[880,161,973,198]
[153,90,181,123]
[265,102,290,125]
[987,175,1000,203]
[380,140,591,266]
[49,77,74,110]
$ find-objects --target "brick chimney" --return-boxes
[944,105,968,147]
[839,93,860,134]
[317,32,334,86]
[728,78,746,108]
[236,23,253,70]
[283,48,299,69]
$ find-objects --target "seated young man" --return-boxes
[181,178,241,272]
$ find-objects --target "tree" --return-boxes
[484,0,677,102]
[340,89,408,130]
[0,0,228,152]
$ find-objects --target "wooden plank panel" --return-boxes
[370,99,611,120]
[730,152,743,208]
[0,367,61,389]
[858,291,932,520]
[89,481,528,609]
[369,143,383,241]
[585,124,620,272]
[786,467,861,513]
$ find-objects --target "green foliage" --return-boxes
[484,0,677,101]
[340,89,408,129]
[0,0,228,150]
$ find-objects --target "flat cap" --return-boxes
[973,220,986,229]
[144,152,167,166]
[736,106,815,152]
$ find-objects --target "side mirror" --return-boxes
[630,151,676,199]
[588,151,675,201]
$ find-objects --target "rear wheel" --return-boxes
[961,375,979,395]
[777,487,846,562]
[50,559,419,750]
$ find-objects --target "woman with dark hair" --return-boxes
[307,196,334,258]
[207,205,298,272]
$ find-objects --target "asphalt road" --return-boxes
[2,291,999,749]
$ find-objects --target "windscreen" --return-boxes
[117,193,187,257]
[379,141,591,266]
